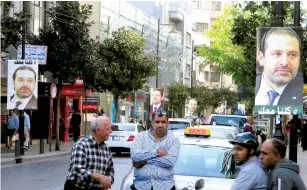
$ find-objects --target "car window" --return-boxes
[174,144,234,179]
[168,121,190,130]
[211,116,246,127]
[111,124,135,131]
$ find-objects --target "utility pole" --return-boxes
[190,40,194,97]
[156,18,160,88]
[289,1,300,163]
[18,1,28,156]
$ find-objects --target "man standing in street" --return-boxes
[71,110,81,142]
[130,111,180,190]
[243,116,255,134]
[259,138,306,190]
[64,116,114,190]
[4,110,19,149]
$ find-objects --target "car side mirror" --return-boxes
[195,179,205,189]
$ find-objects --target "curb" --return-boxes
[1,151,71,167]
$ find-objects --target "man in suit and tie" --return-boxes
[255,27,303,106]
[151,88,164,113]
[8,65,37,110]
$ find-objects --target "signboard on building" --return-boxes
[82,97,98,113]
[7,60,38,110]
[254,27,304,115]
[17,45,48,65]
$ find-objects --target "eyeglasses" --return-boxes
[154,111,168,117]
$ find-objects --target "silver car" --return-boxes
[120,136,235,190]
[105,123,146,155]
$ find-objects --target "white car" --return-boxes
[202,125,238,139]
[168,118,193,130]
[206,114,247,133]
[120,132,235,190]
[106,123,146,154]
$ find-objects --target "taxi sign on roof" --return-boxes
[184,126,211,137]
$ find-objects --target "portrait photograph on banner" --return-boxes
[150,88,165,114]
[185,98,198,118]
[255,27,304,115]
[7,60,38,110]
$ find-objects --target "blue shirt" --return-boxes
[231,156,267,190]
[20,113,31,129]
[130,130,180,190]
[7,114,19,130]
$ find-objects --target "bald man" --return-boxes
[243,116,255,134]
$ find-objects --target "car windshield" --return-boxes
[211,116,246,127]
[168,121,190,130]
[174,144,234,179]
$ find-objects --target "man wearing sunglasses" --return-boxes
[130,111,180,190]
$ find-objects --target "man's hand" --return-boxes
[98,175,112,190]
[132,160,147,169]
[156,149,167,157]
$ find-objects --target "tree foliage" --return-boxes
[1,1,32,51]
[199,2,307,112]
[96,27,157,98]
[35,1,97,87]
[167,82,189,117]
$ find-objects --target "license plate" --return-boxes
[113,136,120,141]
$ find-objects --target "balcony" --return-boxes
[169,8,184,22]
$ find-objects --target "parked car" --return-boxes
[206,114,247,133]
[105,123,145,155]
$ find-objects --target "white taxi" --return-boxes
[120,126,235,190]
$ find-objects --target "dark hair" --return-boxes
[153,88,164,97]
[152,111,168,120]
[271,138,286,158]
[12,65,36,81]
[260,27,301,56]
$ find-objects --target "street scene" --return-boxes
[1,1,307,190]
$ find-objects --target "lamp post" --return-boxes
[156,18,178,88]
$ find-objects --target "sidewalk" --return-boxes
[1,139,74,166]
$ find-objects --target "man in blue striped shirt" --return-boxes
[130,111,180,190]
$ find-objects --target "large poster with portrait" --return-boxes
[185,98,198,118]
[7,60,38,110]
[254,27,304,115]
[150,88,165,114]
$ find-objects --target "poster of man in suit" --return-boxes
[7,60,38,110]
[185,98,198,118]
[150,88,164,114]
[255,27,303,106]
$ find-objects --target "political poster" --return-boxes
[7,60,38,110]
[254,27,303,115]
[185,98,198,118]
[17,45,47,65]
[150,88,165,114]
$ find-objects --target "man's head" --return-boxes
[151,89,164,106]
[12,66,36,99]
[247,116,254,125]
[258,27,301,88]
[151,111,169,137]
[259,138,286,170]
[229,133,259,166]
[9,110,14,115]
[91,116,112,142]
[188,98,197,113]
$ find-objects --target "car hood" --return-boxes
[121,168,234,190]
[175,175,234,190]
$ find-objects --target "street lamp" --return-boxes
[156,18,179,88]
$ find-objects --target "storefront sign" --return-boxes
[62,85,91,96]
[82,97,98,113]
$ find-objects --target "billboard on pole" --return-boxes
[254,27,303,115]
[7,60,38,110]
[150,88,165,114]
[185,98,198,118]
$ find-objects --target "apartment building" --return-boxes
[192,1,236,91]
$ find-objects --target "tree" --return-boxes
[192,86,214,114]
[96,27,157,122]
[167,82,189,117]
[35,1,101,148]
[1,1,32,51]
[211,88,239,110]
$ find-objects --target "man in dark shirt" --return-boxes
[243,116,255,134]
[71,110,81,142]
